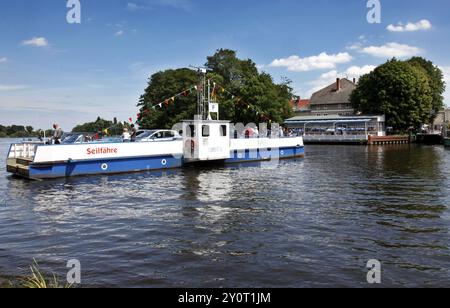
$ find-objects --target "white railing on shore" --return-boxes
[303,134,369,142]
[8,143,39,159]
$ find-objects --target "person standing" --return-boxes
[122,128,131,142]
[53,124,63,144]
[130,124,138,142]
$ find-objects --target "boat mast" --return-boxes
[207,79,211,120]
[195,68,207,120]
[190,66,214,120]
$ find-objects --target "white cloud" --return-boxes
[127,3,140,11]
[115,30,124,37]
[358,42,422,59]
[441,66,450,82]
[387,19,432,32]
[22,37,49,47]
[156,0,192,10]
[126,2,150,11]
[269,52,353,72]
[0,84,28,91]
[306,65,376,97]
[0,57,7,64]
[346,65,377,77]
[348,43,362,51]
[440,66,450,105]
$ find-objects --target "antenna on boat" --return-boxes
[189,65,210,120]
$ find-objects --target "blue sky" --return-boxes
[1,0,450,129]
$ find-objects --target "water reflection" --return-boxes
[1,141,450,287]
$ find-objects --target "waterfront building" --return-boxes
[290,97,311,116]
[432,108,450,132]
[285,78,385,143]
[310,78,357,117]
[285,114,386,144]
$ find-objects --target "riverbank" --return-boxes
[0,275,16,288]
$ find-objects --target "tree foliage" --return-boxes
[137,68,199,129]
[137,49,293,129]
[72,117,126,135]
[0,124,38,138]
[407,57,446,117]
[351,58,437,131]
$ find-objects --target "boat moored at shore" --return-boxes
[6,70,304,180]
[6,133,303,180]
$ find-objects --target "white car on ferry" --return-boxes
[136,130,181,142]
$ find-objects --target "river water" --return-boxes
[0,138,450,287]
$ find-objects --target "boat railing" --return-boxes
[8,143,39,159]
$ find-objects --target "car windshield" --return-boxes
[136,130,158,139]
[62,134,84,144]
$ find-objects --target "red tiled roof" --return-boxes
[290,98,310,109]
[298,99,310,109]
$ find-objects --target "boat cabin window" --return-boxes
[220,125,227,137]
[202,125,210,137]
[187,125,195,137]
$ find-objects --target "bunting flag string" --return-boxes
[139,85,198,116]
[137,78,273,123]
[209,79,272,122]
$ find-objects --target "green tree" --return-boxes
[137,68,199,129]
[205,49,293,125]
[351,59,433,132]
[0,125,6,138]
[407,57,446,118]
[6,125,26,136]
[137,49,293,129]
[72,117,123,135]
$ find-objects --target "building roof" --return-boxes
[285,114,385,123]
[298,99,310,109]
[310,78,356,106]
[290,98,311,110]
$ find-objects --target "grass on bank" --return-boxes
[1,259,71,289]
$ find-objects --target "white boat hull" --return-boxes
[6,137,304,179]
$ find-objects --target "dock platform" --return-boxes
[368,135,410,145]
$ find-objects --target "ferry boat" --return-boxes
[6,71,304,180]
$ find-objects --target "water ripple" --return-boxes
[1,139,450,287]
